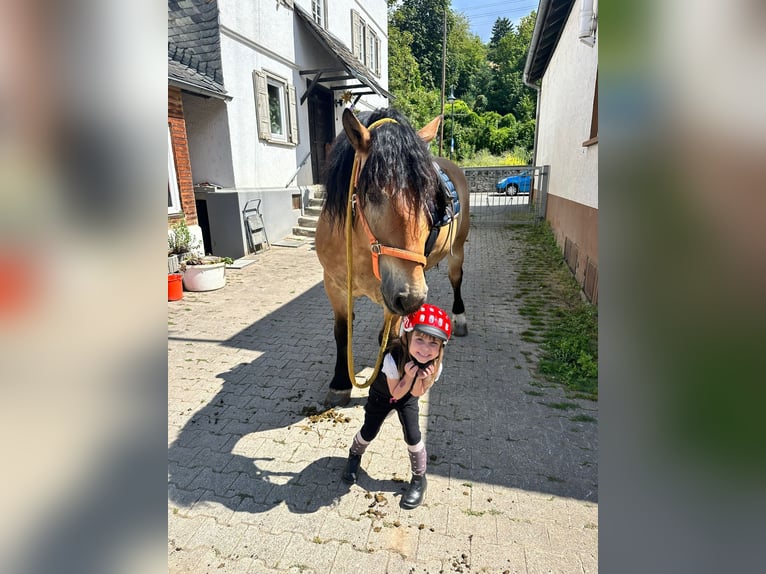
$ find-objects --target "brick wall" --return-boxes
[168,87,198,227]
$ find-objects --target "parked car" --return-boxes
[496,170,533,196]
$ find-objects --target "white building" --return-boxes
[168,0,391,258]
[524,0,598,303]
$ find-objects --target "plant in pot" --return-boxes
[181,255,234,292]
[168,220,199,273]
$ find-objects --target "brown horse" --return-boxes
[315,108,470,407]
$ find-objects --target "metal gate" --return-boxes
[463,165,549,226]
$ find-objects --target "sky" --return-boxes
[450,0,540,44]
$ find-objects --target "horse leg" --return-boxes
[323,311,353,407]
[448,246,468,337]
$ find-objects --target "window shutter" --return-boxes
[287,84,298,144]
[253,71,271,141]
[374,35,381,75]
[351,11,362,61]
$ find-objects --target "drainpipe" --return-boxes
[522,0,550,170]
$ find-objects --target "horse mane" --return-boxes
[321,108,442,230]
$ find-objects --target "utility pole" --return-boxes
[439,7,447,157]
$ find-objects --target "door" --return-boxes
[307,85,335,183]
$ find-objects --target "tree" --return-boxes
[387,5,538,159]
[390,0,450,91]
[490,18,512,48]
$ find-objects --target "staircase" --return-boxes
[291,185,325,240]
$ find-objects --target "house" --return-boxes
[524,0,598,303]
[168,0,391,258]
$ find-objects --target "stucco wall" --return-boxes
[536,8,598,210]
[534,4,598,303]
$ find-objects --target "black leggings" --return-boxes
[360,393,422,446]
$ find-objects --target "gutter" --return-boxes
[169,79,233,102]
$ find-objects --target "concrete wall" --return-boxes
[182,94,236,189]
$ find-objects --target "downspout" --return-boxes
[523,0,550,169]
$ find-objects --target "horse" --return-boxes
[315,107,470,407]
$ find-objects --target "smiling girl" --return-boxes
[341,304,452,509]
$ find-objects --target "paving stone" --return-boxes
[168,222,598,573]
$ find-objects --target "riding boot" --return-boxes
[342,453,362,483]
[401,474,427,509]
[342,431,370,483]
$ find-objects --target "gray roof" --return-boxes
[168,0,227,98]
[294,5,393,102]
[524,0,575,84]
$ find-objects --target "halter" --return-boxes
[347,118,428,282]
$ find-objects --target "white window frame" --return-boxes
[254,70,298,145]
[367,28,380,75]
[268,79,288,141]
[168,124,181,215]
[351,10,380,77]
[312,0,325,28]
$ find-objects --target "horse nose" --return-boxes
[394,288,427,315]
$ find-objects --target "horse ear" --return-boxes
[342,108,371,153]
[418,115,442,143]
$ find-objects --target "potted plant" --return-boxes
[181,255,233,292]
[168,220,199,273]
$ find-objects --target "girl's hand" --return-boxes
[403,361,419,381]
[416,364,435,380]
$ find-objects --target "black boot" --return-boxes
[401,474,427,509]
[342,453,362,484]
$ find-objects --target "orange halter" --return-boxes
[347,118,428,281]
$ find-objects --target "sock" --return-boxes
[350,431,371,456]
[407,441,427,476]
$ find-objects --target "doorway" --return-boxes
[306,84,335,184]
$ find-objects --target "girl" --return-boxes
[342,304,452,509]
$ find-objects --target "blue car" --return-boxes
[496,170,533,196]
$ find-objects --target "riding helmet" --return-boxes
[401,304,452,342]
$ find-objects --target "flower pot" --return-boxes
[168,273,183,301]
[168,254,180,274]
[182,262,226,292]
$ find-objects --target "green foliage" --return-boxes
[388,4,538,159]
[513,223,598,399]
[168,220,197,255]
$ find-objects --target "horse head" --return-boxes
[342,108,443,315]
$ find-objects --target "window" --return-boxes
[312,0,324,27]
[351,10,380,76]
[367,29,380,75]
[583,73,598,146]
[168,124,181,214]
[254,70,298,145]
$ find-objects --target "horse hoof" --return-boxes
[452,313,468,337]
[323,389,352,408]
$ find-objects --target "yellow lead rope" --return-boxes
[345,124,396,388]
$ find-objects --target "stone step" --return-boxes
[298,216,318,229]
[308,198,325,209]
[292,225,317,238]
[305,205,322,216]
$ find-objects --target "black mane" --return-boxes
[321,108,442,229]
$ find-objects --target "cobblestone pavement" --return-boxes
[168,219,598,573]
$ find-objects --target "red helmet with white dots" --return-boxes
[401,304,452,342]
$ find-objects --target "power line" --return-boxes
[458,0,537,14]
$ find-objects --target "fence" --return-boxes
[463,165,549,226]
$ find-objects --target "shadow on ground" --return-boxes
[168,235,598,517]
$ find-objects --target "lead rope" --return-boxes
[345,118,398,388]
